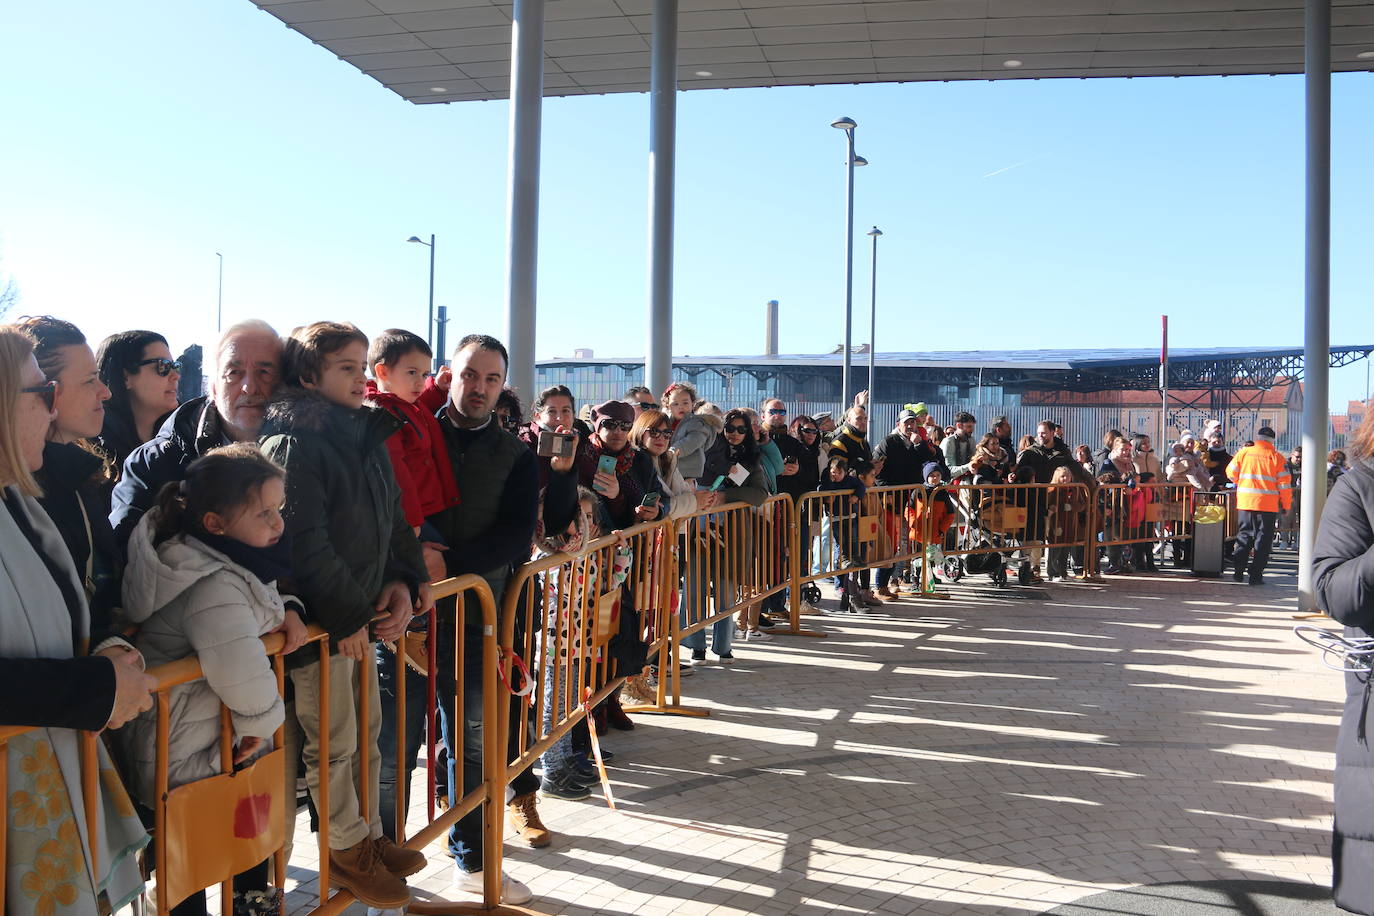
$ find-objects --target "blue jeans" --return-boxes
[377,595,538,871]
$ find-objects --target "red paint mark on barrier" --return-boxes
[234,793,272,838]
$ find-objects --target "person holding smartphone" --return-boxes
[575,400,663,530]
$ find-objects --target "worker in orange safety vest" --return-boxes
[1226,426,1293,585]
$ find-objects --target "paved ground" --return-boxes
[281,548,1344,915]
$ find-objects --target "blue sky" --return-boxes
[1,0,1371,411]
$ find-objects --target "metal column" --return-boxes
[504,0,546,401]
[645,0,677,396]
[1298,0,1331,613]
[841,133,856,409]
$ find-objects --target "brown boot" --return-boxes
[328,837,410,908]
[372,834,427,878]
[506,791,552,848]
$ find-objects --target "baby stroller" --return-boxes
[962,489,1029,588]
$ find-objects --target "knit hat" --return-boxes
[903,402,929,418]
[590,399,635,427]
[922,461,944,480]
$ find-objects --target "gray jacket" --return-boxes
[671,413,723,480]
[942,431,976,480]
[118,512,285,805]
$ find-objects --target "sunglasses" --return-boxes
[135,357,182,377]
[599,420,633,432]
[645,428,671,439]
[637,401,656,410]
[22,380,58,411]
[799,426,818,435]
[724,424,750,434]
[767,408,787,415]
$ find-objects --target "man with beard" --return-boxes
[1012,419,1084,582]
[873,409,948,598]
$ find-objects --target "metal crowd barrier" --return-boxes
[6,481,1284,916]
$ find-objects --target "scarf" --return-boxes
[594,440,637,478]
[189,531,294,584]
[1,489,148,915]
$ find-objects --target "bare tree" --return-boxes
[0,275,17,321]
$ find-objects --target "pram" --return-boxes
[945,486,1028,588]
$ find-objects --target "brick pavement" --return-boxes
[281,549,1341,915]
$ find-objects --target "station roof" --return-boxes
[252,0,1374,104]
[538,344,1374,391]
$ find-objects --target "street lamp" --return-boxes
[831,117,867,410]
[407,234,436,362]
[867,227,882,405]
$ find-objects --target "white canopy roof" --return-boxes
[252,0,1374,104]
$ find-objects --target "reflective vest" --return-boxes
[1226,441,1292,513]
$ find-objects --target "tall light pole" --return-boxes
[407,234,436,361]
[215,252,223,332]
[867,227,882,407]
[831,117,867,410]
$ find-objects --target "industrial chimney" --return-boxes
[764,300,779,356]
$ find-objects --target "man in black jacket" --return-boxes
[413,334,541,905]
[110,320,282,551]
[873,409,949,598]
[1011,419,1085,580]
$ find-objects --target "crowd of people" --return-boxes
[0,313,1306,916]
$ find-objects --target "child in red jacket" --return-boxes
[366,329,461,591]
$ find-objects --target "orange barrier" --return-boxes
[922,482,1094,590]
[791,485,929,614]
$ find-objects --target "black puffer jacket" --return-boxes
[1314,463,1374,914]
[876,432,946,487]
[259,389,426,646]
[110,397,231,553]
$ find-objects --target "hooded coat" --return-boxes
[259,388,427,645]
[1313,464,1374,914]
[670,412,723,480]
[118,512,285,805]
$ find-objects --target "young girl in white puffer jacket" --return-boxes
[119,443,307,916]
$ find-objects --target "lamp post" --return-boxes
[407,234,436,362]
[867,227,882,406]
[215,252,223,333]
[831,117,867,410]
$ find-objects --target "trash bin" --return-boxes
[1192,506,1227,578]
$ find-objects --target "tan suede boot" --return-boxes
[373,835,427,878]
[506,792,552,848]
[328,837,410,908]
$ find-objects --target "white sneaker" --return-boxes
[746,629,774,642]
[451,868,533,905]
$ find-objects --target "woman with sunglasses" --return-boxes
[95,329,182,473]
[0,325,158,916]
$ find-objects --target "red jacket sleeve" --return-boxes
[385,430,424,528]
[418,378,448,415]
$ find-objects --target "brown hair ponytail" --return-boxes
[153,442,284,543]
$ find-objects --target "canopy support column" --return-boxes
[1298,0,1330,613]
[504,0,546,401]
[645,0,678,396]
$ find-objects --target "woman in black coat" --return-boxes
[1313,427,1374,915]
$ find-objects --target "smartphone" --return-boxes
[536,429,575,459]
[596,454,617,476]
[640,492,661,508]
[708,474,726,491]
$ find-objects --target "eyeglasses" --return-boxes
[135,357,182,377]
[724,424,750,434]
[799,426,818,435]
[21,380,58,411]
[767,408,787,415]
[599,420,633,432]
[645,428,671,439]
[637,401,656,410]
